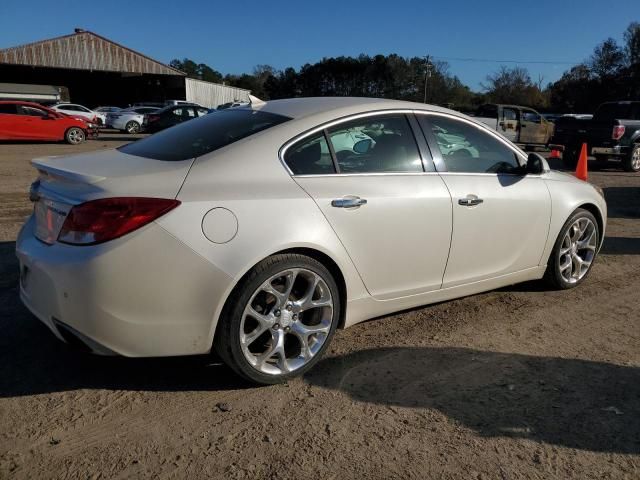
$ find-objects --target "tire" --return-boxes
[125,121,140,134]
[622,144,640,172]
[214,254,341,385]
[544,208,599,290]
[562,145,579,170]
[65,127,86,145]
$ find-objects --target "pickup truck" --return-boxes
[549,101,640,172]
[473,104,554,148]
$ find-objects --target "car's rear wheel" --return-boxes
[125,121,140,134]
[622,144,640,172]
[65,127,85,145]
[215,254,340,384]
[544,208,599,289]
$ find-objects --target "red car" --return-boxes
[0,101,98,144]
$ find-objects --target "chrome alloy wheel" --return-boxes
[558,217,597,284]
[67,128,85,144]
[240,268,334,376]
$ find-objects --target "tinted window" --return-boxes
[0,104,17,114]
[285,133,335,175]
[19,106,47,117]
[119,109,290,161]
[428,116,521,174]
[327,115,422,173]
[594,103,631,120]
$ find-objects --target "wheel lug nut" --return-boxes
[292,314,298,320]
[273,323,280,330]
[284,326,291,332]
[274,309,281,317]
[286,304,293,311]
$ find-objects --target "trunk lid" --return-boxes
[30,149,194,244]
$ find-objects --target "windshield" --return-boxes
[119,108,291,161]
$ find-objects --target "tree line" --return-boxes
[170,21,640,113]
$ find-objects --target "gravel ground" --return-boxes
[0,136,638,479]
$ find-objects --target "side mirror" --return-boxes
[353,139,372,154]
[525,152,545,175]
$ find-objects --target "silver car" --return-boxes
[16,98,607,384]
[107,106,160,133]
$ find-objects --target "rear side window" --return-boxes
[285,133,335,175]
[119,109,290,161]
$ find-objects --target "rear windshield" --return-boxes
[119,109,291,161]
[593,103,632,121]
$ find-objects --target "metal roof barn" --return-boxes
[0,30,184,76]
[0,29,249,109]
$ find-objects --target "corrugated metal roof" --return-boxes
[0,30,185,76]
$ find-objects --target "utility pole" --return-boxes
[423,55,433,104]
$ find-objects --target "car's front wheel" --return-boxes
[215,254,340,384]
[65,127,86,145]
[545,208,599,289]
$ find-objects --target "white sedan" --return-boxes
[50,103,106,126]
[107,106,160,133]
[16,98,607,384]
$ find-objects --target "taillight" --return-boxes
[612,125,625,140]
[58,197,180,245]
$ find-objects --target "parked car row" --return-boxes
[0,101,98,144]
[0,99,220,144]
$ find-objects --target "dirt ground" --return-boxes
[0,135,638,479]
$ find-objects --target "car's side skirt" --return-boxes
[344,266,546,328]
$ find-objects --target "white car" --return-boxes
[106,106,160,133]
[16,98,607,384]
[51,103,105,126]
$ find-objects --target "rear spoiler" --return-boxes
[31,157,106,185]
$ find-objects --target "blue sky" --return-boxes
[1,0,637,90]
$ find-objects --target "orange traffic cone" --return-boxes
[549,148,561,159]
[575,143,588,181]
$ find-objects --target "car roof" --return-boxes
[255,96,468,123]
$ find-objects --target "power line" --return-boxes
[432,55,581,66]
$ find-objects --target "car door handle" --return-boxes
[458,195,483,207]
[331,196,367,208]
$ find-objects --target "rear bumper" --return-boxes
[548,144,628,157]
[591,145,627,156]
[16,216,233,357]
